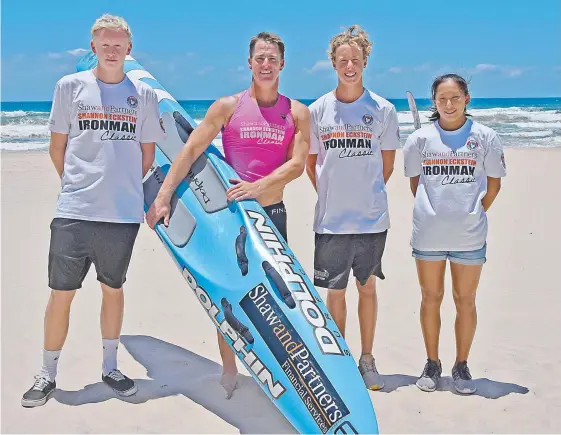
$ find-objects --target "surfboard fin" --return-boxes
[173,111,195,143]
[221,298,254,344]
[262,261,296,309]
[406,91,422,130]
[235,226,249,276]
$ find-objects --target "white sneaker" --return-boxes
[358,355,384,391]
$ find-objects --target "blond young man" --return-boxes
[306,26,399,390]
[21,14,164,407]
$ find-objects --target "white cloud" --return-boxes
[504,66,533,77]
[505,68,524,77]
[305,60,332,74]
[471,63,532,78]
[228,65,248,74]
[45,48,89,60]
[388,67,402,74]
[473,63,498,73]
[67,48,89,57]
[414,63,431,72]
[197,66,214,75]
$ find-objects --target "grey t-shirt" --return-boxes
[49,70,165,223]
[309,89,400,234]
[403,119,507,251]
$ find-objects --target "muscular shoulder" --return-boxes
[289,99,310,122]
[203,94,240,127]
[212,94,239,117]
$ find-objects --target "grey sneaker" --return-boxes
[358,355,384,390]
[102,369,138,397]
[21,375,56,407]
[452,361,477,394]
[416,359,442,392]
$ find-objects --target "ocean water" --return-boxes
[1,97,560,152]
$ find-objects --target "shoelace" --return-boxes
[422,360,440,378]
[453,362,472,380]
[360,358,378,374]
[106,370,126,382]
[33,375,51,391]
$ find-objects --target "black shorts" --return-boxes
[48,218,140,290]
[263,201,287,242]
[313,231,388,289]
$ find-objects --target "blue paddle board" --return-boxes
[77,53,379,435]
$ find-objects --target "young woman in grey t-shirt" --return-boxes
[403,74,507,394]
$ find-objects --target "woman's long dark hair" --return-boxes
[429,73,472,121]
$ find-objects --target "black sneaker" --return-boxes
[452,361,477,394]
[21,375,56,407]
[416,359,442,392]
[102,369,138,397]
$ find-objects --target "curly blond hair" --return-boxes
[91,14,132,41]
[328,25,373,64]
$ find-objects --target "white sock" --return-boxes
[40,349,61,382]
[102,338,119,376]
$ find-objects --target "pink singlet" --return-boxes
[221,90,295,182]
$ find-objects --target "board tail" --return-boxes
[406,91,422,130]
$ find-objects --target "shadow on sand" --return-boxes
[378,373,529,398]
[54,334,297,434]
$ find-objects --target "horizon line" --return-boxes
[2,96,561,104]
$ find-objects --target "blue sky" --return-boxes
[2,0,560,101]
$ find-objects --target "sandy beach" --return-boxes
[1,147,560,434]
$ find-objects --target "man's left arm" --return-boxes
[227,101,311,201]
[140,89,165,177]
[140,142,156,177]
[380,106,400,185]
[381,150,396,184]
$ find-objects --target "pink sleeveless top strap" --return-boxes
[221,90,296,182]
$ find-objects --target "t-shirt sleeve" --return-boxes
[309,107,320,155]
[484,133,507,178]
[140,89,166,143]
[380,106,400,151]
[48,80,71,134]
[403,133,423,177]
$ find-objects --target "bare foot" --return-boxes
[220,372,238,399]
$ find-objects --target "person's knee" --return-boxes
[49,289,76,307]
[327,289,346,304]
[421,286,444,306]
[453,291,476,312]
[357,276,376,297]
[101,282,123,296]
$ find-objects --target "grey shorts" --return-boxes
[48,218,140,290]
[313,231,388,289]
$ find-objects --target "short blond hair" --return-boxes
[328,25,372,63]
[91,14,132,41]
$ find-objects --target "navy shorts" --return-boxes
[263,201,287,242]
[48,218,140,290]
[314,231,388,289]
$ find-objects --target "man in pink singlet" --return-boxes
[146,32,310,399]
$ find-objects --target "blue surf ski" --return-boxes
[77,53,379,434]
